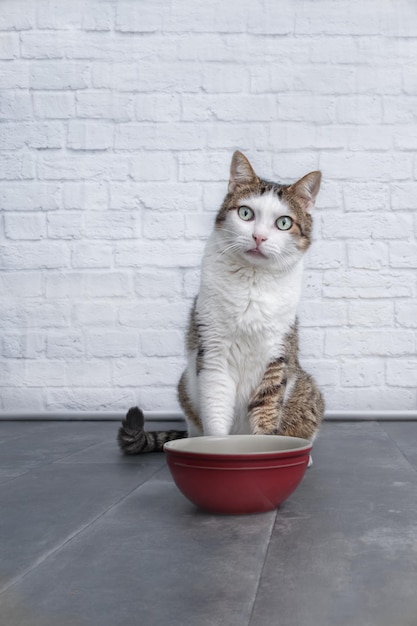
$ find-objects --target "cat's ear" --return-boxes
[228,151,259,193]
[290,171,322,212]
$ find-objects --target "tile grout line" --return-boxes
[377,421,417,476]
[0,462,167,597]
[247,508,278,626]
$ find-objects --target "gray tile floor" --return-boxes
[1,420,417,626]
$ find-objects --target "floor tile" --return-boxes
[379,421,417,471]
[249,422,417,626]
[0,467,275,626]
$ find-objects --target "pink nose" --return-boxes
[253,234,267,246]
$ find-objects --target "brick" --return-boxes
[298,300,347,327]
[183,269,200,298]
[30,61,90,90]
[21,32,65,59]
[0,182,62,212]
[67,120,114,151]
[22,360,66,387]
[0,271,43,298]
[327,388,416,411]
[319,152,412,181]
[112,357,183,387]
[46,272,131,299]
[0,152,36,180]
[47,333,85,359]
[0,91,32,120]
[395,302,417,328]
[324,329,414,358]
[47,212,83,239]
[45,389,137,411]
[1,389,45,412]
[0,122,64,150]
[83,212,138,240]
[82,4,113,31]
[38,154,129,181]
[300,359,340,388]
[348,301,394,328]
[3,332,45,359]
[115,123,207,151]
[184,213,214,239]
[33,92,76,119]
[118,183,202,211]
[87,331,138,358]
[347,242,388,270]
[140,330,184,357]
[0,1,35,29]
[306,242,344,270]
[115,240,204,268]
[178,152,229,182]
[343,183,389,212]
[4,213,47,240]
[71,242,113,269]
[72,303,118,327]
[0,60,29,88]
[295,2,384,36]
[76,91,134,121]
[118,299,189,330]
[322,212,412,241]
[389,242,417,268]
[337,96,383,124]
[395,126,417,151]
[127,153,176,183]
[92,61,201,93]
[36,1,88,29]
[323,270,412,299]
[63,182,108,210]
[386,359,417,387]
[0,242,70,270]
[278,94,336,124]
[390,183,417,210]
[135,94,181,122]
[181,94,277,122]
[143,211,185,240]
[134,270,183,299]
[0,33,19,59]
[65,362,112,388]
[115,2,163,32]
[340,358,385,387]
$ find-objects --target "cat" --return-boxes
[118,151,324,455]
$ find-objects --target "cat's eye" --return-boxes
[238,206,254,221]
[276,216,293,231]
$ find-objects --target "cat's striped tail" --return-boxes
[117,407,187,454]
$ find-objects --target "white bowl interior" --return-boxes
[164,434,311,456]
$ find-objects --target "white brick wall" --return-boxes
[1,0,416,414]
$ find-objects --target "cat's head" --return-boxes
[214,151,321,272]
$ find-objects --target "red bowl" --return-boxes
[164,435,312,515]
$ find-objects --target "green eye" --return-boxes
[238,206,254,221]
[276,216,293,231]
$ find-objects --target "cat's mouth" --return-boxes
[246,247,267,259]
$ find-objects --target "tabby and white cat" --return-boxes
[118,151,324,454]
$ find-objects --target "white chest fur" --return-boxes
[193,240,303,433]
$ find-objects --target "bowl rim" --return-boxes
[164,434,312,458]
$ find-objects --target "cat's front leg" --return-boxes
[247,357,288,435]
[198,363,236,436]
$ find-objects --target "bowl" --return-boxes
[164,435,312,515]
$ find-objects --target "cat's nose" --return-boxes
[253,234,267,246]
